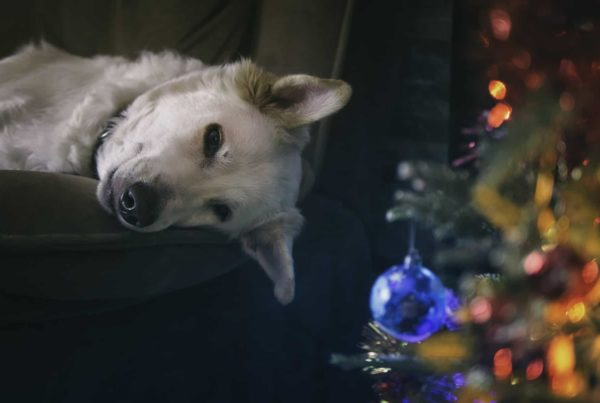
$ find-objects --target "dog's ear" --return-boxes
[268,75,352,128]
[234,61,351,129]
[240,209,304,305]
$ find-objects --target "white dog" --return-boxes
[0,43,351,304]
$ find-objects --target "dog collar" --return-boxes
[91,109,127,178]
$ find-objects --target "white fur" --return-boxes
[0,43,351,303]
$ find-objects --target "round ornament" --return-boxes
[370,252,448,342]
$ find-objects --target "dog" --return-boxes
[0,43,351,304]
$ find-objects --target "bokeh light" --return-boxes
[547,334,575,376]
[490,9,511,40]
[493,348,513,379]
[488,80,507,100]
[559,92,575,111]
[487,103,512,128]
[526,359,544,381]
[582,260,599,284]
[523,251,545,275]
[470,297,492,323]
[566,300,586,323]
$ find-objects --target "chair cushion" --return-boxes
[0,170,246,301]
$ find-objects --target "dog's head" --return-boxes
[95,60,351,304]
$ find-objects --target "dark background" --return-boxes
[320,0,453,274]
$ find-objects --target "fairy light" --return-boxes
[550,372,585,398]
[559,92,575,112]
[547,334,575,376]
[470,297,492,323]
[534,172,554,207]
[512,51,531,70]
[566,300,586,323]
[493,348,513,380]
[526,359,544,381]
[487,103,512,128]
[488,80,507,100]
[582,260,599,284]
[490,9,511,40]
[525,72,544,90]
[523,251,545,275]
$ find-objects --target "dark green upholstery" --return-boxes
[0,171,245,301]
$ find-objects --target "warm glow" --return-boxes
[526,359,544,381]
[488,80,507,100]
[534,172,554,207]
[566,300,586,323]
[416,333,471,369]
[470,297,492,323]
[512,51,531,70]
[537,208,556,235]
[547,334,575,376]
[582,260,599,284]
[545,301,569,325]
[559,59,579,81]
[550,372,585,398]
[493,348,513,380]
[490,9,511,40]
[523,251,545,275]
[559,92,575,112]
[487,103,512,128]
[525,72,545,90]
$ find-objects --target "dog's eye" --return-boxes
[211,203,232,222]
[204,124,223,157]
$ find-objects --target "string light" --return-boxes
[470,297,492,323]
[487,103,512,128]
[523,251,545,275]
[493,348,513,380]
[490,9,511,40]
[488,80,507,100]
[526,359,544,381]
[566,300,586,323]
[582,260,599,284]
[547,334,575,377]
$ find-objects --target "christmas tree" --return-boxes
[333,1,600,401]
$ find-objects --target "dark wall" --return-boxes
[317,0,453,271]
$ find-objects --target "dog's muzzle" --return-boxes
[118,182,161,228]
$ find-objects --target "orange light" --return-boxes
[534,172,554,207]
[470,297,492,323]
[547,334,575,376]
[560,92,575,112]
[582,260,599,284]
[526,359,544,381]
[487,103,512,128]
[566,300,586,323]
[551,372,585,398]
[523,251,545,275]
[490,9,511,40]
[488,80,507,100]
[525,72,545,90]
[493,348,513,380]
[559,59,579,81]
[512,51,531,70]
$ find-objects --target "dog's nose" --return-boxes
[118,182,160,228]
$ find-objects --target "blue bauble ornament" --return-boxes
[370,251,447,342]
